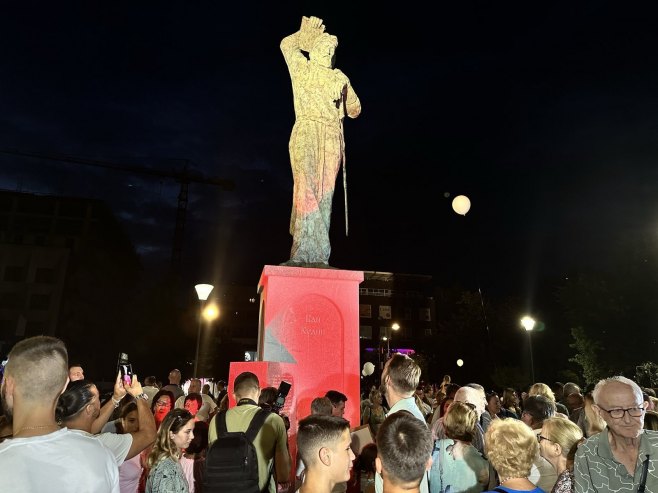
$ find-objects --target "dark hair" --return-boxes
[186,421,209,455]
[234,372,259,396]
[354,443,378,473]
[523,395,555,424]
[121,401,138,419]
[325,390,348,406]
[184,393,203,409]
[144,376,157,387]
[486,391,499,402]
[376,411,432,487]
[56,379,96,423]
[297,415,350,466]
[151,389,175,413]
[444,383,461,400]
[259,386,278,407]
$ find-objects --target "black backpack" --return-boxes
[204,408,272,493]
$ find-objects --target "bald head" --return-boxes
[593,377,643,407]
[168,369,181,385]
[454,386,485,418]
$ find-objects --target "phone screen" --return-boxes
[119,363,133,386]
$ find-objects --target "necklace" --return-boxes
[500,476,528,484]
[14,424,59,434]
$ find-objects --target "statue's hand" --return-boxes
[307,16,324,30]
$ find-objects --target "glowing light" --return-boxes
[203,303,219,321]
[520,316,536,331]
[456,359,464,367]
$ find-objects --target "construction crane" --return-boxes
[0,148,235,276]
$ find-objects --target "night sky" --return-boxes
[2,2,658,308]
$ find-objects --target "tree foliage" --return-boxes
[569,326,605,386]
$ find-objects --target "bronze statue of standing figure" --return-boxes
[280,16,361,267]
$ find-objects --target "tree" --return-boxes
[635,362,658,388]
[569,326,605,386]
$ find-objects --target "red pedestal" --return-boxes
[228,265,363,476]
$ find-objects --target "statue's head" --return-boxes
[310,33,338,68]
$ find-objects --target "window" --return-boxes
[0,292,21,309]
[379,305,391,320]
[34,268,56,284]
[424,328,433,336]
[25,321,46,336]
[29,294,50,310]
[419,308,431,321]
[4,266,26,282]
[359,326,372,340]
[359,304,372,318]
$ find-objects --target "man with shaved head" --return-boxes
[0,336,118,492]
[575,376,658,492]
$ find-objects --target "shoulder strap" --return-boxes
[216,410,228,436]
[493,488,507,493]
[246,408,270,442]
[638,454,650,492]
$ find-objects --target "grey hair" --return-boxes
[592,376,643,405]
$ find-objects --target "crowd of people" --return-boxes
[1,335,658,493]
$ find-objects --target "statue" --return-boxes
[280,16,362,267]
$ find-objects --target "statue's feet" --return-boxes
[279,260,304,267]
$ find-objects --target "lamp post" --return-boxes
[194,283,214,378]
[390,323,400,358]
[520,316,536,383]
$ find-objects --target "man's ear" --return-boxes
[375,456,383,474]
[425,456,433,472]
[60,378,69,396]
[592,404,602,417]
[3,375,15,398]
[319,446,331,466]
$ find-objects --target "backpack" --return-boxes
[204,408,272,493]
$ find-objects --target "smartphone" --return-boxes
[273,380,292,411]
[117,353,132,386]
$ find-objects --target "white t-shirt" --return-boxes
[70,429,133,465]
[0,427,119,492]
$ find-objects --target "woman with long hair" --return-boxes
[118,402,143,493]
[538,417,583,493]
[361,388,387,436]
[146,409,195,493]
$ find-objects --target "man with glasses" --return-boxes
[575,376,658,492]
[520,395,558,492]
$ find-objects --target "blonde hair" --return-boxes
[485,419,538,478]
[444,401,477,442]
[529,383,556,402]
[542,417,583,458]
[147,409,194,468]
[583,394,606,436]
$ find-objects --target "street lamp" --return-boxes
[194,283,214,377]
[387,323,400,358]
[520,316,536,383]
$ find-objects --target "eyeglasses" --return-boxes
[537,435,553,443]
[155,400,170,408]
[598,406,645,419]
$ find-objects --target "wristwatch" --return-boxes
[136,393,149,401]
